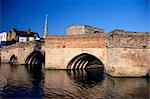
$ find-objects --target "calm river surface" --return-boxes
[0,63,149,99]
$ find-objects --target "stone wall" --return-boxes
[66,25,104,35]
[45,47,149,77]
[45,34,106,48]
[148,49,150,76]
[45,48,107,69]
[1,42,35,64]
[1,26,150,77]
[106,30,150,77]
[107,30,149,48]
[148,33,150,48]
[107,48,149,77]
[44,30,150,77]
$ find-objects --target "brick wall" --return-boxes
[45,34,106,48]
[46,30,150,49]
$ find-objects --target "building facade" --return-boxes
[7,28,40,43]
[0,32,7,46]
[0,28,40,46]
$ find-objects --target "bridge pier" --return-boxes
[45,48,149,77]
[106,48,150,77]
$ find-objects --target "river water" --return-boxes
[0,63,149,99]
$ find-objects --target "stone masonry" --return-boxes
[66,25,104,35]
[1,25,150,77]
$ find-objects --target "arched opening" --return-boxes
[67,53,104,70]
[9,54,17,64]
[25,51,45,66]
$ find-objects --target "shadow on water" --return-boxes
[26,64,45,86]
[66,67,105,87]
[66,67,149,99]
[106,76,149,99]
[0,63,149,98]
[1,64,45,98]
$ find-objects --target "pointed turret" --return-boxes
[43,14,48,38]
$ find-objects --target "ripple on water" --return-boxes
[0,64,149,98]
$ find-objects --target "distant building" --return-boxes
[0,28,40,46]
[0,32,7,46]
[7,28,40,42]
[66,25,104,35]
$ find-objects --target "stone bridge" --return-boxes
[1,30,150,77]
[0,41,44,65]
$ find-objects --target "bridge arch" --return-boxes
[9,54,17,64]
[67,53,104,70]
[25,51,45,65]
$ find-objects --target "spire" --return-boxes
[43,14,48,38]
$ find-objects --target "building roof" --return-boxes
[16,31,39,37]
[11,28,40,37]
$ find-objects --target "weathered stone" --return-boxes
[66,25,104,35]
[1,27,150,77]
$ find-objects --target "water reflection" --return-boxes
[26,64,45,85]
[65,68,108,98]
[106,76,149,99]
[0,64,149,99]
[66,68,105,85]
[1,64,45,98]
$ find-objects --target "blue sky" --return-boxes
[1,0,149,37]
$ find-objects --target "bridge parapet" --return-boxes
[1,42,36,64]
[1,42,36,49]
[45,34,106,48]
[107,30,150,49]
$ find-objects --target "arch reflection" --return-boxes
[66,68,105,86]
